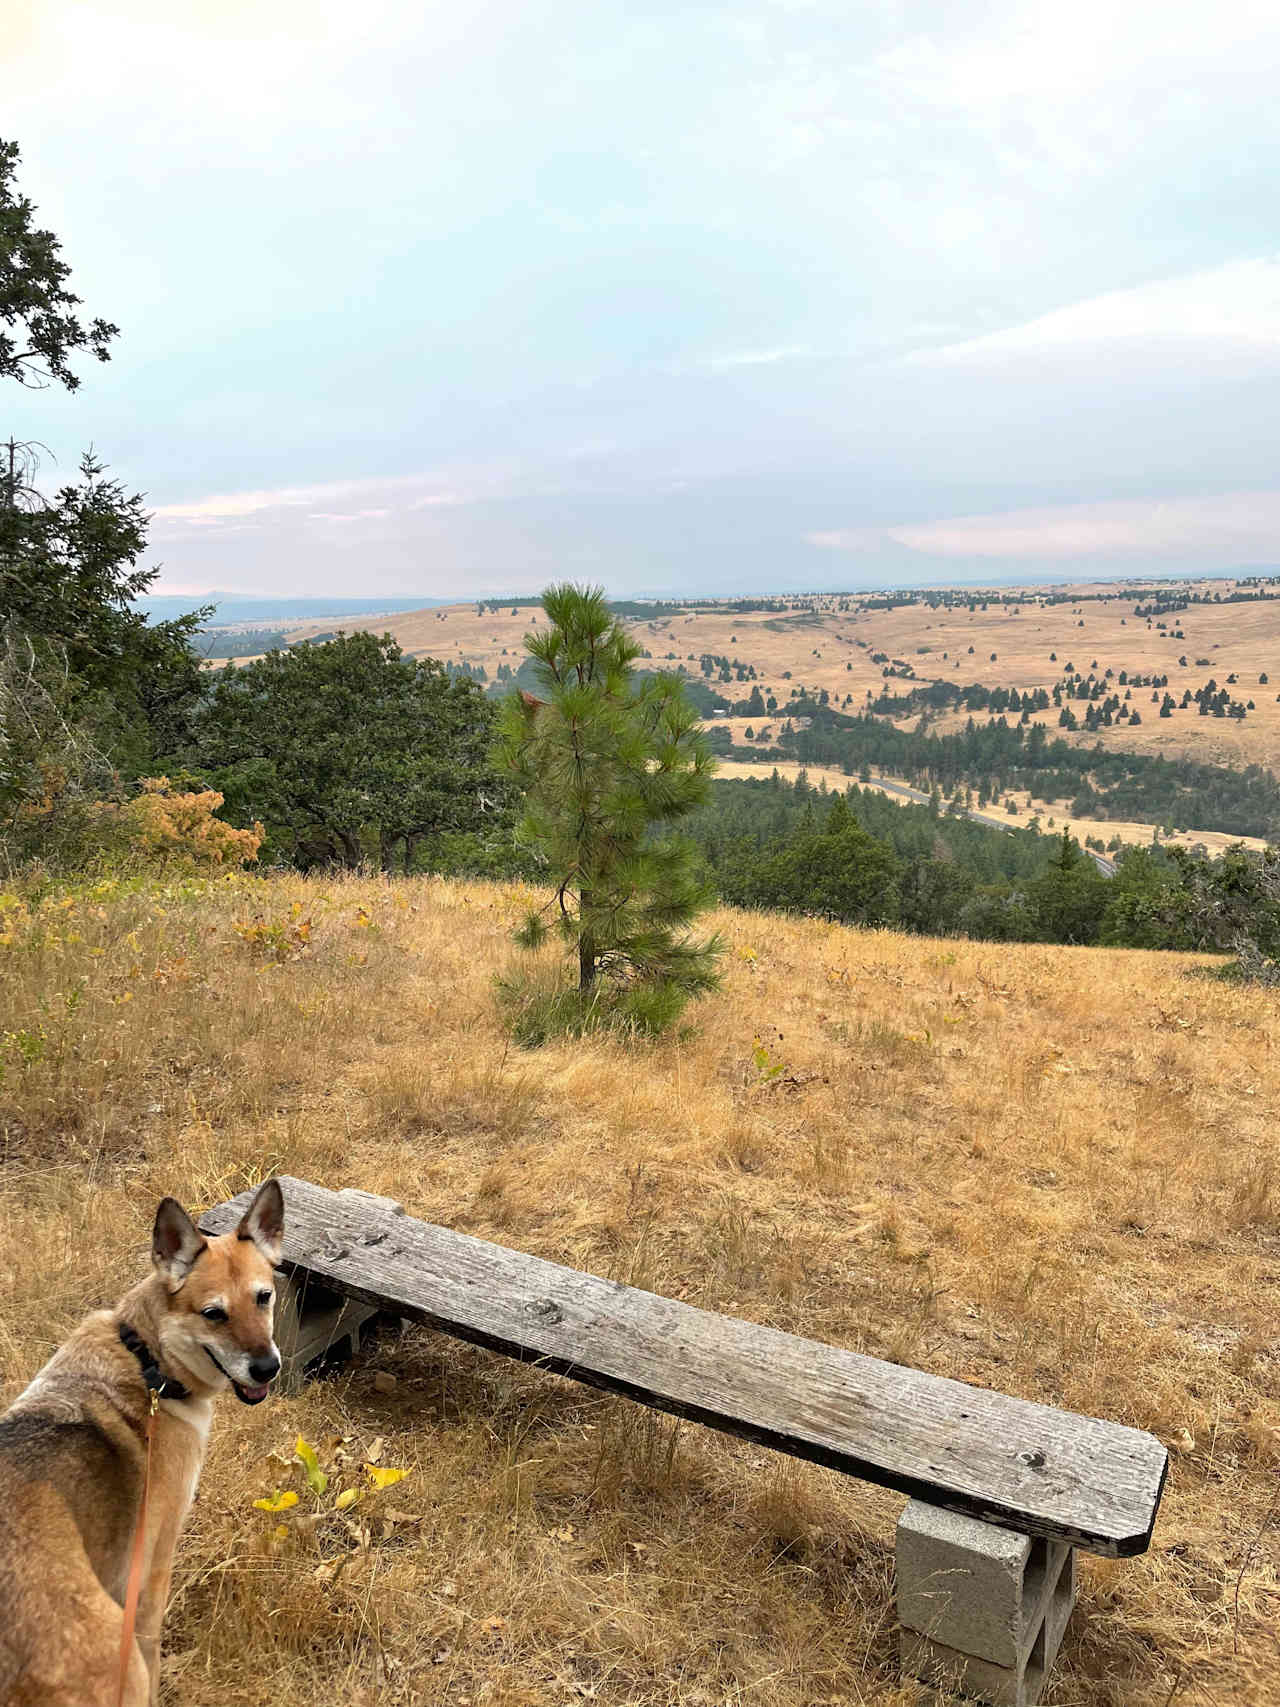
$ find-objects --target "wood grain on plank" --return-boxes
[201,1177,1167,1556]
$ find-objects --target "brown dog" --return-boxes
[0,1180,285,1706]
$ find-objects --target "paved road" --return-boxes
[863,775,1117,877]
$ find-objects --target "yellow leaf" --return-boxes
[334,1487,361,1511]
[364,1464,410,1490]
[272,1524,290,1543]
[253,1490,299,1513]
[295,1435,328,1496]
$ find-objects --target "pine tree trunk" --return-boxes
[578,887,596,990]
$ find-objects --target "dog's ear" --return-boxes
[236,1178,284,1265]
[152,1197,207,1291]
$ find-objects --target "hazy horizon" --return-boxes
[142,561,1280,629]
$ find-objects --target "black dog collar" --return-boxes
[118,1321,191,1403]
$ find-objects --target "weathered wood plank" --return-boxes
[201,1178,1167,1556]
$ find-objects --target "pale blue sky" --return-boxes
[6,0,1280,597]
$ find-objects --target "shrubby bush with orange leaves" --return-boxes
[3,770,261,878]
[109,778,263,868]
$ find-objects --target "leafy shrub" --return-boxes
[106,778,263,869]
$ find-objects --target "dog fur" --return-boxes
[0,1180,285,1706]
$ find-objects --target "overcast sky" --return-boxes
[6,0,1280,599]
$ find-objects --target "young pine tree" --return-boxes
[494,583,722,1032]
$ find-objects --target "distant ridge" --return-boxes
[136,593,449,626]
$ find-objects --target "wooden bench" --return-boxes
[201,1178,1167,1707]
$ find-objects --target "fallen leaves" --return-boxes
[252,1489,298,1513]
[365,1463,411,1490]
[294,1434,328,1497]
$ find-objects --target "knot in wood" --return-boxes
[524,1297,564,1325]
[1017,1448,1046,1471]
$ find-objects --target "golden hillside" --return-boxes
[2,873,1277,1705]
[278,580,1280,773]
[224,580,1280,855]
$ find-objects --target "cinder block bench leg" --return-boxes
[274,1271,381,1395]
[896,1501,1076,1707]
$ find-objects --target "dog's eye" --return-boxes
[201,1305,228,1323]
[256,1290,273,1308]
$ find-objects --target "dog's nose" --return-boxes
[249,1352,281,1384]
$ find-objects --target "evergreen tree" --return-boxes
[738,806,900,926]
[494,584,722,1023]
[0,142,208,861]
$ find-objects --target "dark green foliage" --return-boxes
[190,633,506,870]
[680,770,1280,954]
[0,143,210,870]
[1,453,210,862]
[897,857,978,936]
[493,583,721,1026]
[688,771,1062,887]
[495,969,694,1045]
[1023,830,1109,945]
[408,828,540,882]
[1,451,207,740]
[956,884,1037,942]
[195,628,289,659]
[661,672,730,717]
[750,699,1280,841]
[730,798,900,926]
[487,654,550,699]
[0,139,117,390]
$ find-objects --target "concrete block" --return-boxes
[275,1272,380,1394]
[897,1501,1076,1705]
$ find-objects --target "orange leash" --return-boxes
[115,1388,158,1707]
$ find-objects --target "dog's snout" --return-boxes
[249,1352,281,1384]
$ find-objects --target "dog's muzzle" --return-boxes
[205,1345,280,1405]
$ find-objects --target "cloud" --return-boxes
[905,259,1280,367]
[152,472,470,528]
[813,490,1280,564]
[308,508,393,524]
[699,346,810,371]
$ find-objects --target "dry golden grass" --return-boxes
[2,870,1279,1705]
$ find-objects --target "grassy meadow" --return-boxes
[1,871,1278,1705]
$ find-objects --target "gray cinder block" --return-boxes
[897,1501,1076,1706]
[274,1271,380,1394]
